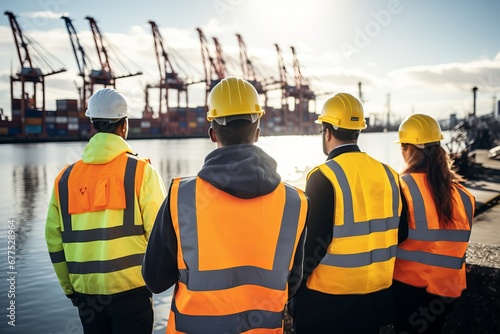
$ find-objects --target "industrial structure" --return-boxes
[2,11,369,142]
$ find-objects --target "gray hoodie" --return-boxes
[198,144,281,199]
[143,143,306,302]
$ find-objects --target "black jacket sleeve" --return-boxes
[398,190,409,244]
[288,226,307,299]
[142,185,179,293]
[303,169,334,280]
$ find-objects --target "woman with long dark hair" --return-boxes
[392,114,475,333]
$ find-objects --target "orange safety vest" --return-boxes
[393,173,475,298]
[50,153,150,293]
[167,176,308,334]
[306,153,401,294]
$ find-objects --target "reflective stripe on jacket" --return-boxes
[394,173,475,297]
[306,152,401,294]
[49,153,150,294]
[167,176,308,334]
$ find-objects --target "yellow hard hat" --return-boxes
[396,114,444,145]
[316,93,366,130]
[207,77,264,124]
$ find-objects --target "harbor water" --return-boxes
[0,132,407,333]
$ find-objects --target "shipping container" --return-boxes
[25,118,42,126]
[56,116,68,124]
[46,129,57,136]
[25,109,42,118]
[57,99,78,112]
[25,125,42,134]
[68,117,78,124]
[12,99,21,109]
[8,127,21,135]
[130,128,141,134]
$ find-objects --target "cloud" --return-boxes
[389,57,500,92]
[21,11,70,20]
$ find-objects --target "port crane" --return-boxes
[146,20,189,116]
[266,44,317,132]
[196,27,226,105]
[272,43,296,128]
[84,16,142,94]
[236,34,268,107]
[61,16,91,112]
[4,10,66,136]
[290,46,316,133]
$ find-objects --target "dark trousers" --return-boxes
[292,286,390,334]
[392,280,457,334]
[74,287,153,334]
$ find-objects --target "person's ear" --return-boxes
[208,127,217,143]
[254,127,260,143]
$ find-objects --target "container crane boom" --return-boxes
[5,11,34,76]
[290,46,314,100]
[274,43,295,110]
[61,16,89,111]
[196,27,223,104]
[84,16,142,93]
[290,46,315,132]
[147,20,187,114]
[212,37,227,80]
[4,11,66,79]
[236,34,256,81]
[236,34,265,97]
[4,10,66,137]
[85,16,113,87]
[61,16,87,78]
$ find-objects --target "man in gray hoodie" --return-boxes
[142,77,308,334]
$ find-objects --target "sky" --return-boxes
[1,0,500,125]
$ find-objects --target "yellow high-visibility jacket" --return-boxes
[167,176,308,334]
[306,152,401,294]
[45,133,166,295]
[394,173,475,298]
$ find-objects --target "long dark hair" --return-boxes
[401,143,464,226]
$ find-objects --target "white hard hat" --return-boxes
[85,88,131,121]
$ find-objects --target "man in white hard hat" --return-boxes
[46,88,166,334]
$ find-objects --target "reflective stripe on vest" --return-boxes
[397,174,473,269]
[171,297,284,334]
[177,177,300,289]
[57,157,144,274]
[319,160,399,268]
[173,177,303,332]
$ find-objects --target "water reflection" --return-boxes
[0,134,404,333]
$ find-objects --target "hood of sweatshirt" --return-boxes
[197,144,281,199]
[81,132,134,164]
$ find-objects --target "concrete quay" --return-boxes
[444,150,500,334]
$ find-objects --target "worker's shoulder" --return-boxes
[125,153,151,164]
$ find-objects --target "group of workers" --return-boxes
[45,77,475,334]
